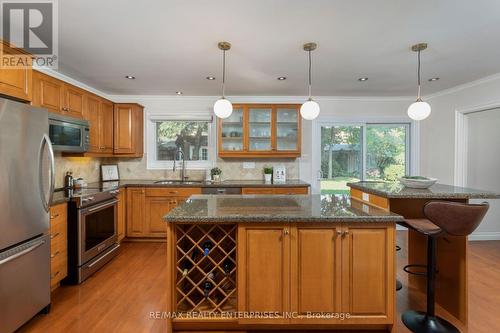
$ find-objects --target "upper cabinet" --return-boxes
[32,70,83,118]
[0,40,33,102]
[83,93,114,154]
[218,104,301,158]
[114,103,144,157]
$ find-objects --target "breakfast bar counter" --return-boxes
[348,181,500,330]
[164,194,404,332]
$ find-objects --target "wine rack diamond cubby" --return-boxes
[175,224,237,313]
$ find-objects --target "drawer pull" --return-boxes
[50,213,60,219]
[50,232,60,239]
[51,271,60,279]
[51,251,60,259]
[169,191,178,194]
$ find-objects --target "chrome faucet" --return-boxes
[173,148,187,181]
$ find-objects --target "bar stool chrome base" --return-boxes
[402,310,460,333]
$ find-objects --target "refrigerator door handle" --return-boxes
[39,134,55,212]
[0,240,46,266]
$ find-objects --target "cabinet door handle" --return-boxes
[50,213,60,219]
[169,191,178,194]
[51,271,60,279]
[336,230,343,237]
[50,232,60,239]
[283,228,289,236]
[51,251,60,259]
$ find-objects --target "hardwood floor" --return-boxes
[19,232,500,333]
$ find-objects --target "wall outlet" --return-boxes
[243,162,255,169]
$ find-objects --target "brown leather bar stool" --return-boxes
[401,201,489,333]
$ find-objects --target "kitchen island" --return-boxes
[164,194,404,332]
[348,181,500,330]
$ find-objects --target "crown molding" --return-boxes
[425,72,500,100]
[33,65,112,100]
[36,66,500,104]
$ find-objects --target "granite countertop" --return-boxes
[51,191,70,206]
[106,179,310,188]
[50,179,310,206]
[164,194,403,224]
[348,181,500,199]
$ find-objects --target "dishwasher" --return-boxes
[201,187,242,195]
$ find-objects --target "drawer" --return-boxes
[50,203,67,231]
[50,250,67,287]
[145,187,202,197]
[242,188,274,195]
[273,187,308,195]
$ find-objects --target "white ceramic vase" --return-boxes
[264,174,272,184]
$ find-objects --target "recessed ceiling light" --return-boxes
[277,76,287,80]
[358,77,369,82]
[206,76,216,80]
[428,77,440,82]
[175,91,183,95]
[125,75,135,80]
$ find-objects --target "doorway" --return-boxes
[465,108,500,239]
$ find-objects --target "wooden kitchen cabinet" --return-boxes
[127,187,201,238]
[117,189,126,242]
[290,225,342,324]
[0,40,33,102]
[32,70,84,118]
[83,93,114,154]
[341,225,394,324]
[49,203,68,291]
[237,223,394,325]
[238,223,291,324]
[242,187,309,195]
[114,103,144,157]
[218,104,301,158]
[126,188,146,237]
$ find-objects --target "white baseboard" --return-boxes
[468,232,500,241]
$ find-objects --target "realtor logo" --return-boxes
[1,0,58,68]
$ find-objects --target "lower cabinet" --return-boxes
[126,187,201,238]
[117,188,126,242]
[237,223,394,326]
[49,203,68,291]
[242,187,309,195]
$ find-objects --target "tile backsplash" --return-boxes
[55,153,300,188]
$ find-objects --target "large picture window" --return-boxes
[319,123,411,195]
[147,118,213,169]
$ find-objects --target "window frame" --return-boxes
[146,114,215,170]
[311,117,419,194]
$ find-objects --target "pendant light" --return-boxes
[213,42,233,119]
[407,43,431,121]
[300,42,320,120]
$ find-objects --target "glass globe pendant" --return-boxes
[214,42,233,119]
[300,42,320,120]
[408,43,431,121]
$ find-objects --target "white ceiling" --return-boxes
[57,0,500,96]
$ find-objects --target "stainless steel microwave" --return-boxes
[48,114,90,153]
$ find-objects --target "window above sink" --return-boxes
[146,115,215,170]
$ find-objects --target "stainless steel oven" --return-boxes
[78,199,118,266]
[48,114,90,153]
[66,189,120,284]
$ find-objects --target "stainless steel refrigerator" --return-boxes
[0,97,55,333]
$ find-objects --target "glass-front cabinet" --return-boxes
[218,104,301,158]
[220,107,244,152]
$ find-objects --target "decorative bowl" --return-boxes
[399,176,437,189]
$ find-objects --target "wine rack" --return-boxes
[175,224,237,313]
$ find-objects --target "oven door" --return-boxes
[49,117,89,153]
[78,199,118,265]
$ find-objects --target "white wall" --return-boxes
[421,74,500,239]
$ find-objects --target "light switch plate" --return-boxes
[362,193,370,201]
[243,162,255,169]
